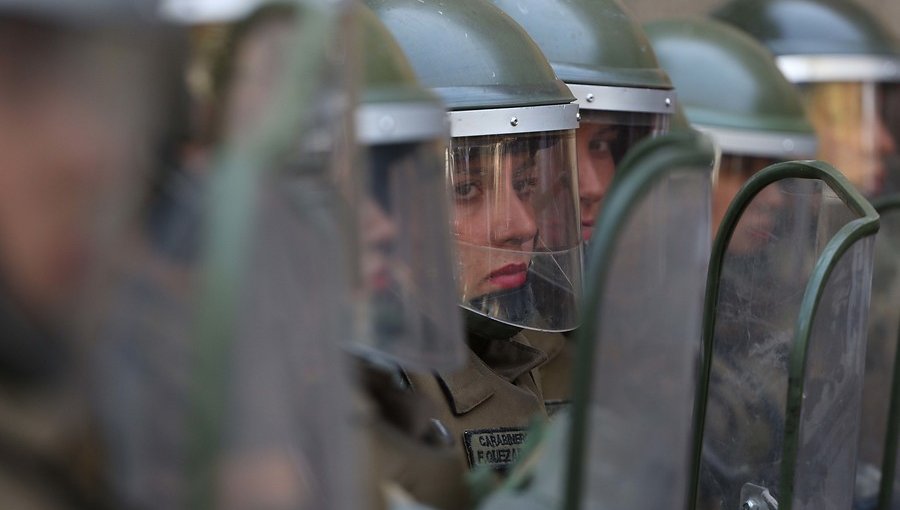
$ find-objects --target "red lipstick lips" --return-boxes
[487,262,528,290]
[581,220,594,242]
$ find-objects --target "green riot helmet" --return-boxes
[713,0,900,198]
[351,5,466,372]
[645,18,819,238]
[365,0,583,333]
[488,0,676,243]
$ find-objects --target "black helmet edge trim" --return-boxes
[777,54,900,83]
[696,125,818,159]
[449,103,578,138]
[356,102,448,145]
[567,83,676,114]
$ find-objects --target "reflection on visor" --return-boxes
[448,130,582,332]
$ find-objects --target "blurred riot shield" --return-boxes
[0,4,181,508]
[863,197,900,510]
[94,1,361,509]
[692,161,879,510]
[474,131,715,510]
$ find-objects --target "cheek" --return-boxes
[452,203,490,245]
[0,99,129,311]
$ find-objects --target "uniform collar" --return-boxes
[518,330,569,363]
[435,334,547,415]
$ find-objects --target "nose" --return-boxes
[876,118,897,156]
[489,182,537,249]
[578,159,606,209]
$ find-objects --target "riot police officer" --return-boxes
[649,17,877,510]
[645,18,819,237]
[488,0,677,417]
[713,0,900,199]
[365,0,583,474]
[0,0,176,508]
[711,2,900,507]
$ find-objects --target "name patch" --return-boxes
[463,427,528,470]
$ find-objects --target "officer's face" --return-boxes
[0,24,150,316]
[221,16,293,144]
[715,154,783,255]
[360,197,399,292]
[450,143,538,299]
[576,117,618,242]
[805,82,900,197]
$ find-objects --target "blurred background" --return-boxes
[624,0,900,34]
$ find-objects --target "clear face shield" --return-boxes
[799,81,900,197]
[576,110,671,243]
[448,128,583,332]
[93,3,361,509]
[713,154,780,241]
[351,133,467,371]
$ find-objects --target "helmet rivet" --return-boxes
[585,93,595,103]
[378,115,396,133]
[783,139,795,152]
[665,97,672,107]
[510,117,519,127]
[576,112,582,122]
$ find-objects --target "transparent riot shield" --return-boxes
[473,131,715,510]
[692,161,879,510]
[567,132,714,510]
[92,1,361,509]
[862,197,900,510]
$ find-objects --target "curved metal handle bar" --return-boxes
[872,195,900,510]
[689,160,879,510]
[564,131,716,510]
[188,3,343,509]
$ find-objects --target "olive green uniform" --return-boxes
[520,331,573,418]
[407,333,550,474]
[0,298,110,510]
[357,363,472,510]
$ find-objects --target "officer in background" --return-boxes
[712,3,900,506]
[645,18,821,510]
[645,18,819,238]
[488,0,677,417]
[713,0,900,199]
[366,0,583,474]
[0,0,176,508]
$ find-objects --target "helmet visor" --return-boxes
[448,129,582,332]
[352,139,466,372]
[576,110,670,243]
[800,81,900,197]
